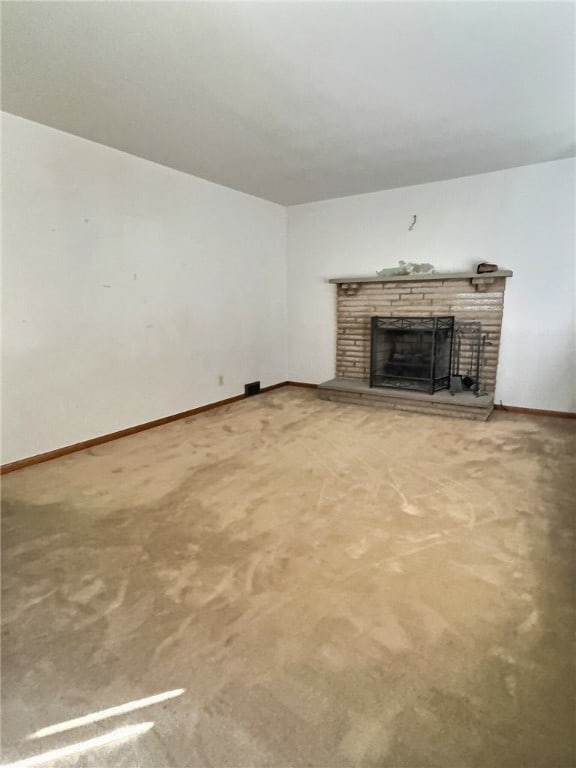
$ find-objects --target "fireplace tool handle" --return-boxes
[476,334,486,397]
[474,332,481,396]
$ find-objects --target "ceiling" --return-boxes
[2,2,574,205]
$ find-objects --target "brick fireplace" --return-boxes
[318,270,513,420]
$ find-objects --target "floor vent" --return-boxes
[244,381,261,397]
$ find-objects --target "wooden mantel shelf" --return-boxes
[327,270,512,284]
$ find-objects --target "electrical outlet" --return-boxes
[218,375,224,386]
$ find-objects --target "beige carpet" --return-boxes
[2,387,575,767]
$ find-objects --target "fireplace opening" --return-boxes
[370,316,454,394]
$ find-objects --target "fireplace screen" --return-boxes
[370,316,454,394]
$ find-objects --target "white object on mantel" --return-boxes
[327,270,513,284]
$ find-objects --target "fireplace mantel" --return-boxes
[327,270,512,284]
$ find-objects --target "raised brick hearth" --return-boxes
[319,270,513,420]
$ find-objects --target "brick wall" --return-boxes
[335,277,507,393]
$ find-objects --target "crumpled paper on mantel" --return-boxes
[376,260,436,277]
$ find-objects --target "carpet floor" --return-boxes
[2,387,575,767]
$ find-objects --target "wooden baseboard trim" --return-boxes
[0,381,291,475]
[494,404,576,419]
[260,382,289,392]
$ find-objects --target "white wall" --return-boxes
[1,113,287,464]
[287,159,576,413]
